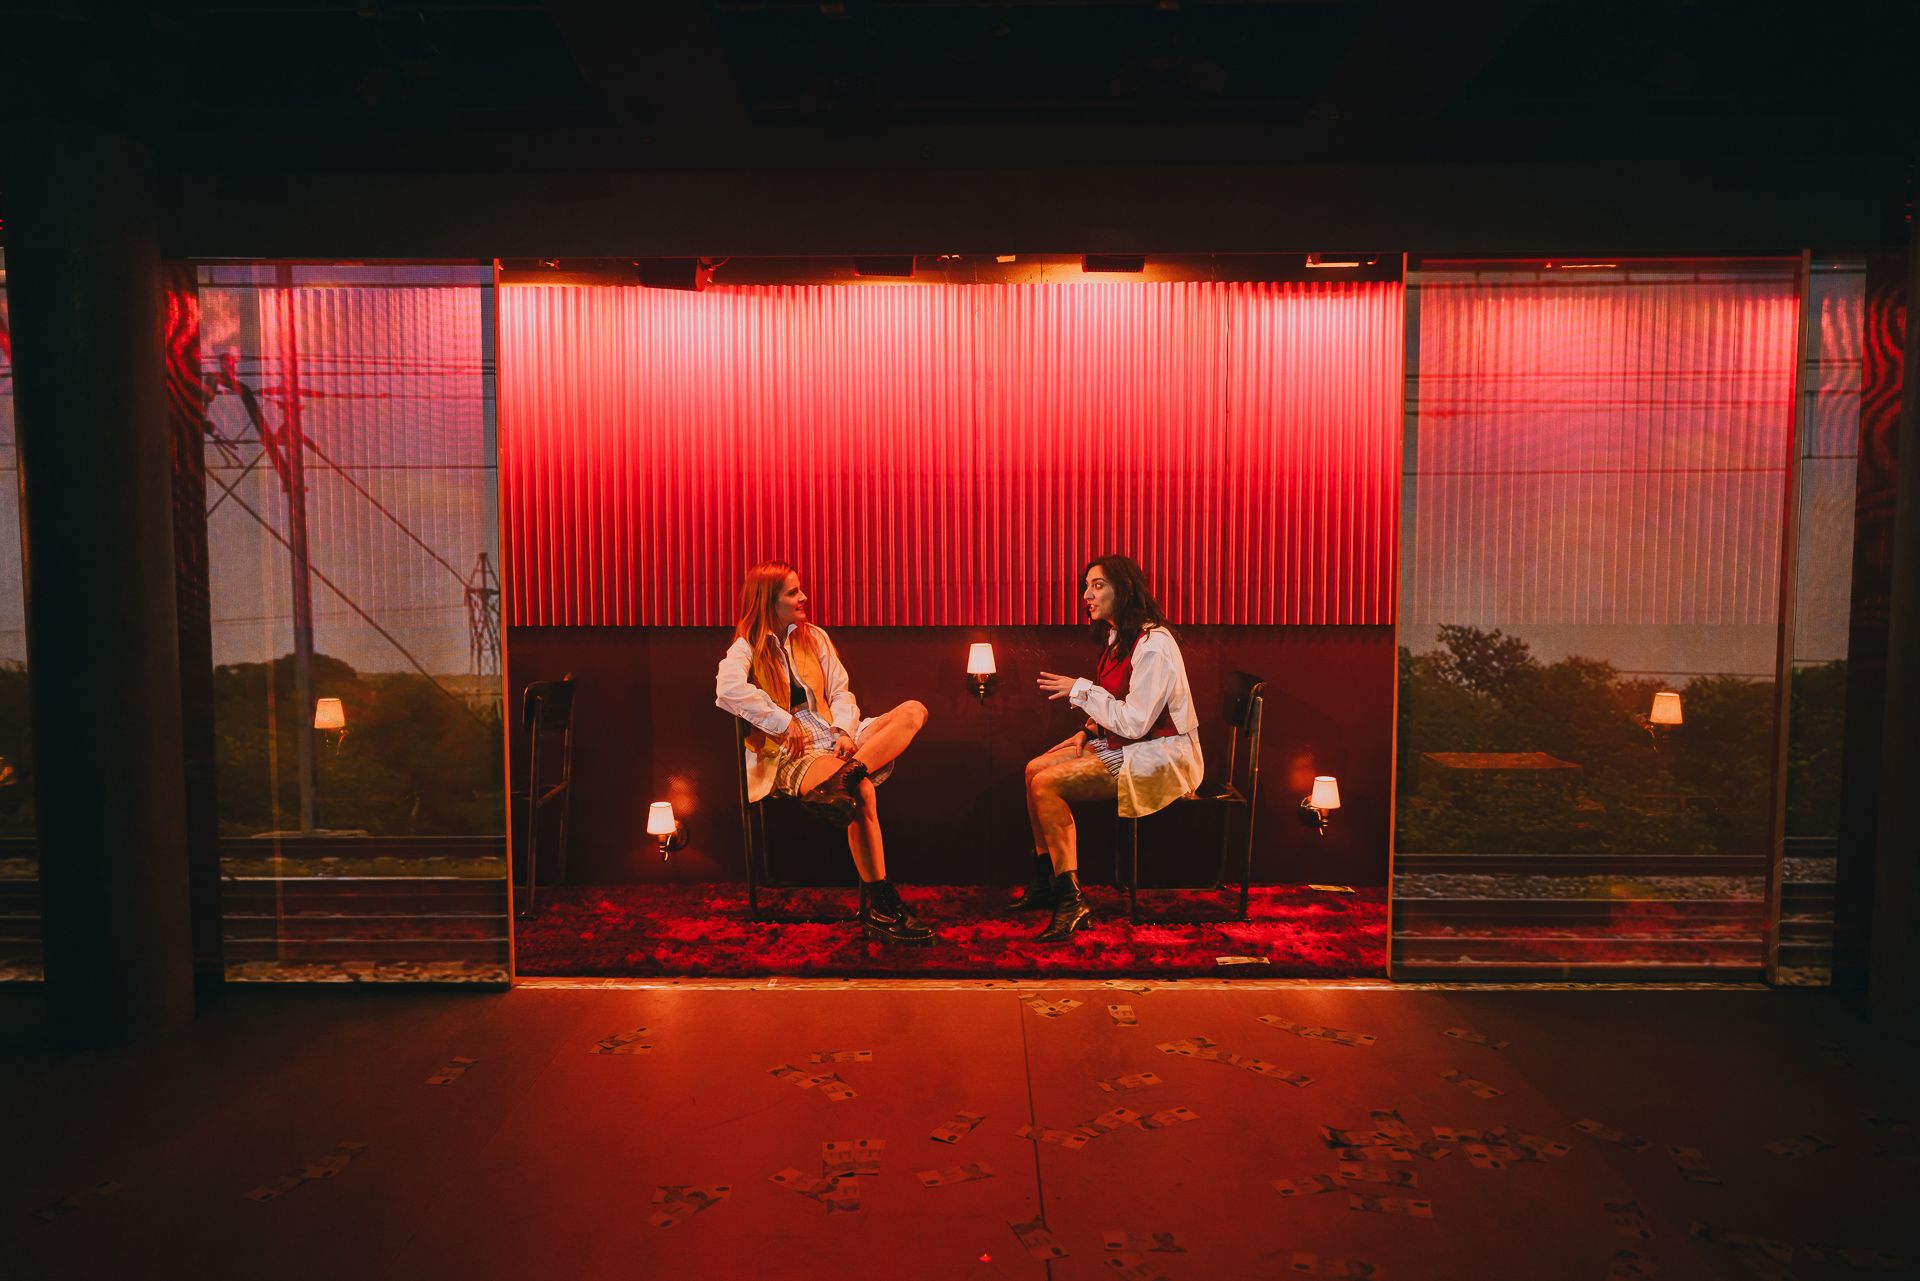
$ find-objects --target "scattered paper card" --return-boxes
[1016,1124,1090,1151]
[1097,1071,1163,1094]
[1104,1232,1185,1253]
[648,1184,730,1228]
[1666,1146,1720,1184]
[1259,1015,1378,1047]
[591,1028,651,1055]
[426,1056,478,1085]
[1024,997,1083,1019]
[1441,1068,1502,1099]
[1289,1254,1383,1278]
[917,1162,995,1188]
[823,1139,885,1177]
[1445,1027,1510,1051]
[1575,1120,1651,1152]
[1105,1253,1173,1281]
[809,1050,873,1064]
[1108,1004,1139,1027]
[1607,1247,1660,1279]
[1010,1217,1069,1261]
[1763,1134,1833,1158]
[1272,1174,1345,1197]
[930,1111,986,1144]
[1339,1162,1417,1187]
[1135,1107,1199,1131]
[1349,1192,1433,1218]
[1607,1199,1653,1240]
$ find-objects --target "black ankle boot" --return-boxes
[1036,870,1094,941]
[860,879,936,946]
[1010,854,1054,911]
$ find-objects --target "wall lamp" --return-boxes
[1640,690,1682,749]
[966,643,998,703]
[1298,775,1340,837]
[313,697,347,751]
[647,801,689,860]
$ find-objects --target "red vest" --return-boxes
[1089,642,1179,747]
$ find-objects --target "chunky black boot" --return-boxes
[1036,870,1094,941]
[801,759,868,827]
[860,879,936,946]
[1010,854,1055,911]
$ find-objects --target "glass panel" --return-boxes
[0,250,41,982]
[1392,258,1801,974]
[188,263,507,982]
[1777,258,1867,985]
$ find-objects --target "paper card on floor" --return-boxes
[1271,1173,1345,1197]
[1108,1004,1139,1026]
[1155,1035,1220,1057]
[1763,1134,1833,1158]
[1801,1246,1905,1269]
[917,1162,995,1188]
[818,1075,857,1102]
[1348,1193,1433,1218]
[1097,1071,1162,1093]
[823,1139,885,1177]
[1243,1059,1314,1086]
[1444,1027,1509,1050]
[1607,1247,1660,1279]
[1009,1217,1068,1260]
[1289,1254,1383,1278]
[768,1064,826,1089]
[1606,1200,1653,1240]
[1105,1253,1173,1281]
[1134,1106,1199,1131]
[1666,1146,1720,1182]
[592,1028,651,1054]
[1575,1120,1651,1152]
[1338,1161,1417,1187]
[1076,1107,1142,1139]
[1441,1068,1502,1098]
[1687,1222,1793,1262]
[769,1167,831,1198]
[1337,1145,1414,1164]
[648,1184,730,1228]
[1024,996,1083,1019]
[1016,1124,1090,1151]
[929,1111,985,1144]
[1103,1232,1185,1253]
[244,1176,303,1203]
[808,1050,873,1064]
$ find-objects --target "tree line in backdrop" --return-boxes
[1396,625,1845,856]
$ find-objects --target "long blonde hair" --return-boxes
[734,561,816,695]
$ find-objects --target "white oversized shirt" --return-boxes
[1067,626,1205,818]
[715,624,863,801]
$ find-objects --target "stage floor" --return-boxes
[1,982,1908,1280]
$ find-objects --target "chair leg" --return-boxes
[1128,818,1141,925]
[520,723,543,918]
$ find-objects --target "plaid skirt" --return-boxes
[770,709,896,797]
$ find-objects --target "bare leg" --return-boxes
[850,700,928,773]
[845,777,884,881]
[1030,754,1119,875]
[1024,747,1081,852]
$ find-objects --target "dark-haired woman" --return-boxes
[715,561,935,945]
[1020,555,1203,940]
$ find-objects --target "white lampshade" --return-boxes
[966,643,997,676]
[1650,691,1683,725]
[646,802,677,837]
[313,697,346,731]
[1309,776,1341,811]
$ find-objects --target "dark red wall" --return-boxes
[506,625,1393,889]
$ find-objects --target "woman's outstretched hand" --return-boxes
[1036,672,1080,701]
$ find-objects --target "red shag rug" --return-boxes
[513,883,1387,978]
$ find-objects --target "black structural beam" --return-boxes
[4,126,196,1045]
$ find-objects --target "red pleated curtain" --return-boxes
[1403,268,1802,629]
[498,280,1404,628]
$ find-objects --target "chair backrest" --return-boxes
[521,675,575,736]
[1219,673,1265,798]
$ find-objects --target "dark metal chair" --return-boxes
[733,717,862,923]
[513,675,575,919]
[1116,675,1264,924]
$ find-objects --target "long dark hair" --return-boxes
[1083,554,1172,660]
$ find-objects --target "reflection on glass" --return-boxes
[0,250,39,982]
[1393,258,1802,973]
[183,263,507,982]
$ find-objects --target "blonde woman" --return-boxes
[715,561,935,945]
[1023,554,1204,940]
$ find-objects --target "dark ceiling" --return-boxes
[3,0,1916,173]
